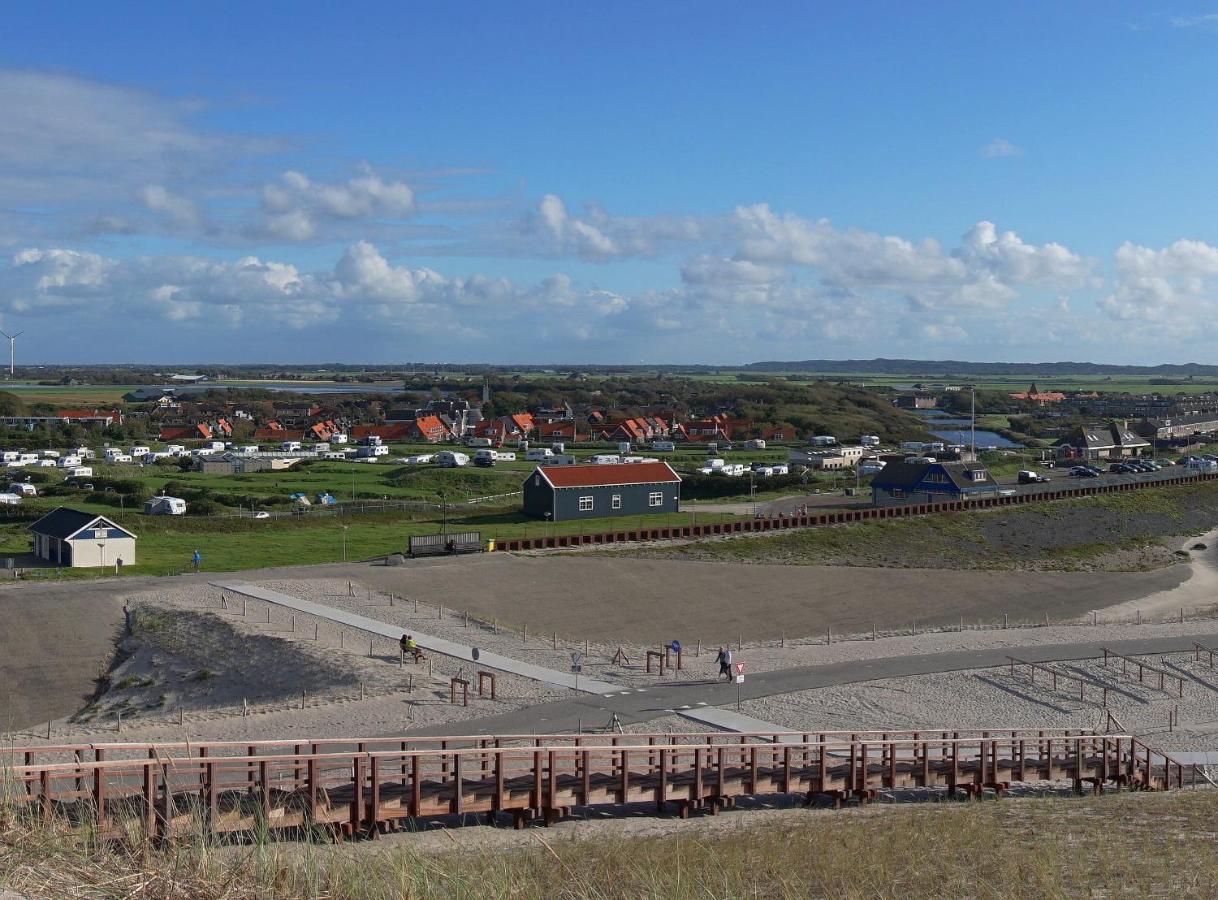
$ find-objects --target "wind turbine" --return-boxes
[0,330,22,378]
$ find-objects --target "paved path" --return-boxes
[399,631,1218,738]
[212,581,624,695]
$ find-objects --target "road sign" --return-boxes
[735,661,746,675]
[570,650,583,673]
[735,674,744,684]
[670,640,681,654]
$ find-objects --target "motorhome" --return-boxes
[589,454,621,465]
[860,435,881,447]
[282,441,303,453]
[130,446,151,458]
[436,451,469,468]
[473,449,497,467]
[0,452,16,463]
[57,455,82,468]
[8,482,36,497]
[525,448,554,461]
[41,450,59,459]
[165,444,187,456]
[330,433,348,445]
[651,441,675,452]
[66,466,93,479]
[355,445,388,458]
[540,454,578,466]
[810,435,837,447]
[238,445,259,454]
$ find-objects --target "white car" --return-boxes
[252,511,271,519]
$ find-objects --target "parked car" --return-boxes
[1017,470,1050,484]
[1109,463,1136,474]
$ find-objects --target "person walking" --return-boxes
[192,549,202,573]
[715,645,733,681]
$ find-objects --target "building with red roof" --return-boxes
[522,461,681,521]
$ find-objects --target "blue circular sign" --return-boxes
[670,640,681,653]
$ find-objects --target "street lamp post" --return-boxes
[341,524,348,562]
[440,491,448,536]
[544,511,552,540]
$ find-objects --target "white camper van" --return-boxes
[144,495,187,515]
[436,451,469,468]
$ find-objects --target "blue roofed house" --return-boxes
[869,461,1000,507]
[28,507,137,567]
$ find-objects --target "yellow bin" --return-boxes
[486,539,496,552]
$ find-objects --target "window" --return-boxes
[579,496,594,511]
[923,473,948,484]
[611,494,622,509]
[649,491,663,507]
[891,488,906,499]
[970,470,987,482]
[534,475,540,486]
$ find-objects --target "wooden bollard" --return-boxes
[414,598,419,614]
[314,623,319,641]
[368,637,374,657]
[266,605,271,623]
[407,674,414,693]
[341,631,346,649]
[300,692,306,710]
[553,631,558,650]
[464,612,469,628]
[493,618,498,634]
[178,707,184,726]
[523,624,528,644]
[291,615,295,633]
[438,604,443,620]
[242,598,248,617]
[826,626,832,645]
[871,623,877,641]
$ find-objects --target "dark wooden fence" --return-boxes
[492,471,1218,552]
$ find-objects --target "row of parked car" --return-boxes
[1068,458,1186,478]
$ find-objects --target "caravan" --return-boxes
[436,451,469,468]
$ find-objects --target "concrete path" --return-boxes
[677,707,795,738]
[212,581,624,695]
[399,631,1218,738]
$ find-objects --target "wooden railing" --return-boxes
[0,729,1192,840]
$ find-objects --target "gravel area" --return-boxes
[8,579,566,746]
[740,652,1218,752]
[232,574,1218,688]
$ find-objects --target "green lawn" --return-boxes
[2,501,740,578]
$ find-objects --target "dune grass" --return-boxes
[3,789,1218,898]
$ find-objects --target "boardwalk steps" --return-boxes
[0,728,1194,840]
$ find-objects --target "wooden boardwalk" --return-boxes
[0,729,1193,840]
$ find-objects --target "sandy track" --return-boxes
[353,553,1186,643]
[0,582,124,730]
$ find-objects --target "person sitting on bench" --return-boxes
[400,633,424,662]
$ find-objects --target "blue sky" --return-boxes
[3,2,1218,364]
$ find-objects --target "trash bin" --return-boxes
[486,539,496,552]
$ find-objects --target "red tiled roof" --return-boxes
[352,423,409,441]
[57,408,120,421]
[533,462,680,488]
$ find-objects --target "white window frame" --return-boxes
[648,491,663,507]
[611,494,622,509]
[578,495,594,511]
